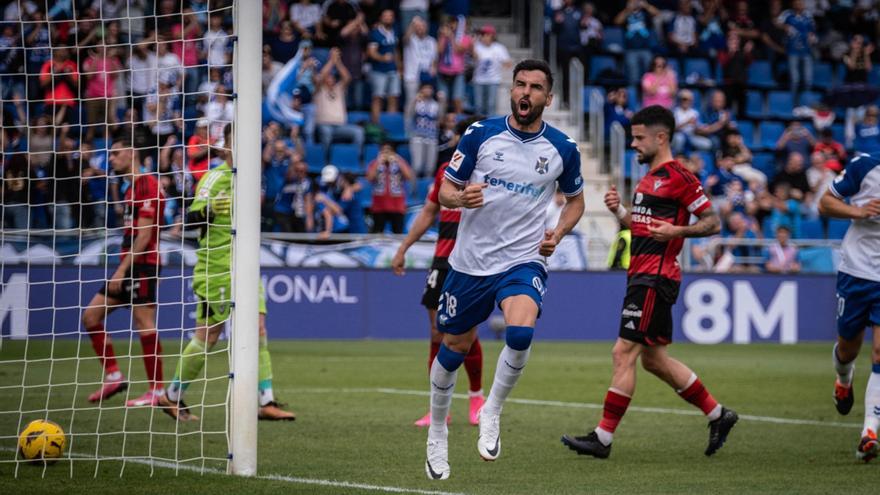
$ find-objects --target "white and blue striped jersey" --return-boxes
[829,153,880,282]
[444,116,583,276]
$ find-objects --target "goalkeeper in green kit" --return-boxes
[158,123,295,421]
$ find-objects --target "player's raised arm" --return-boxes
[605,186,631,228]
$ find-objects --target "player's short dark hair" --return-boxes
[512,59,553,92]
[454,115,485,136]
[631,105,676,137]
[112,137,132,148]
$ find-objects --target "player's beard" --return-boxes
[510,98,543,127]
[636,149,655,165]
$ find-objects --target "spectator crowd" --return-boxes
[552,0,880,273]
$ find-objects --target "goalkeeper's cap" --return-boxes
[321,164,339,184]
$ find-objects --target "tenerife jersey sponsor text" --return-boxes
[628,160,711,302]
[828,153,880,282]
[444,116,583,276]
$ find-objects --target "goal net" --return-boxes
[0,0,261,476]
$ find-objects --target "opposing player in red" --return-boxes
[562,105,738,458]
[81,139,170,412]
[392,117,485,427]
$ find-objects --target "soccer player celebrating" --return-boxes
[158,123,295,421]
[561,105,737,459]
[424,59,585,480]
[82,140,166,408]
[818,153,880,461]
[392,116,486,427]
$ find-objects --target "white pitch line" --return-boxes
[1,448,466,495]
[286,387,861,429]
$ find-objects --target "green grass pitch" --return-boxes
[0,339,876,494]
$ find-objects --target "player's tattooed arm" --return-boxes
[679,207,721,238]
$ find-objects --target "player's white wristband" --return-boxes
[615,205,628,220]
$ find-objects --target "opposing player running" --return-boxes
[392,116,485,427]
[82,139,167,409]
[561,105,737,459]
[158,123,295,421]
[818,153,880,461]
[424,59,585,480]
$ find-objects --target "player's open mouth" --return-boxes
[517,99,530,117]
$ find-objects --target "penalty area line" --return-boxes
[287,387,861,429]
[1,448,467,495]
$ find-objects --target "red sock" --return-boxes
[598,388,631,433]
[464,338,483,393]
[139,332,163,390]
[678,377,718,415]
[86,323,119,374]
[428,341,441,373]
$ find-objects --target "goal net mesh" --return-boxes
[1,0,240,476]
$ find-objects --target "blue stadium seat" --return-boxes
[684,58,712,81]
[347,111,370,125]
[748,61,775,88]
[751,152,776,181]
[379,112,406,141]
[746,90,764,118]
[696,151,715,173]
[798,90,822,108]
[305,143,326,173]
[329,143,362,172]
[589,55,617,82]
[690,89,702,113]
[831,123,845,144]
[583,85,606,112]
[396,145,412,165]
[627,86,640,109]
[363,143,379,165]
[602,27,624,53]
[812,62,834,89]
[767,91,794,119]
[799,219,824,239]
[827,218,850,239]
[356,178,373,208]
[736,121,755,148]
[759,121,785,149]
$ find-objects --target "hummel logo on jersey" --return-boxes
[624,321,637,330]
[494,151,504,162]
[484,175,546,199]
[535,156,549,174]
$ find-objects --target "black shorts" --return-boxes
[99,263,160,305]
[619,284,673,346]
[420,268,449,310]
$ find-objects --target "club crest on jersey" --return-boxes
[494,151,504,162]
[535,156,549,174]
[653,179,663,191]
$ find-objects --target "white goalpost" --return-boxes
[0,0,260,477]
[229,0,260,477]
